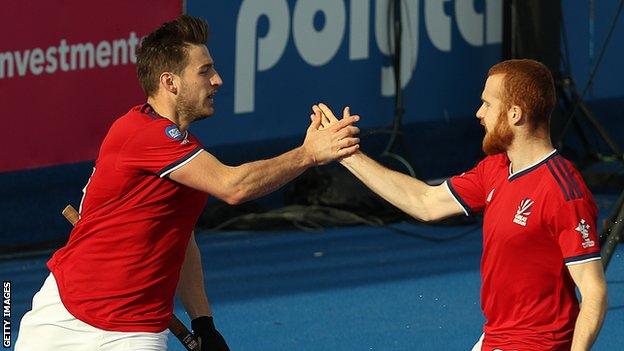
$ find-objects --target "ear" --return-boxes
[159,72,178,95]
[508,105,523,126]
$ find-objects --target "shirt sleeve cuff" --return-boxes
[157,148,204,178]
[564,252,602,266]
[444,179,472,217]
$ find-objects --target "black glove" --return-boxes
[191,316,230,351]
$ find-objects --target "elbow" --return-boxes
[401,208,434,223]
[407,198,436,223]
[223,190,246,205]
[413,212,436,223]
[221,166,257,205]
[593,279,609,304]
[596,288,609,318]
[599,282,609,310]
[224,197,242,205]
[221,183,251,205]
[218,175,249,205]
[419,214,435,223]
[581,281,609,313]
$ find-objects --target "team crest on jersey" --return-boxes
[575,219,595,248]
[513,198,534,227]
[165,125,183,141]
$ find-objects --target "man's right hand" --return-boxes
[302,103,360,165]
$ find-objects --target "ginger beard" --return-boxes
[482,110,514,155]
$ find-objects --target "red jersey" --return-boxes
[446,150,600,351]
[48,104,208,332]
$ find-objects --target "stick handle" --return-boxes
[169,316,201,350]
[61,204,200,351]
[62,205,80,226]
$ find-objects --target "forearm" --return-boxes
[340,152,433,220]
[228,146,313,203]
[571,288,607,350]
[177,234,212,319]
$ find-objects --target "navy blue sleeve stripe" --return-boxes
[445,180,473,216]
[560,157,583,199]
[556,157,583,200]
[550,158,579,200]
[157,147,203,177]
[551,157,577,199]
[546,161,570,201]
[554,156,583,199]
[564,252,601,264]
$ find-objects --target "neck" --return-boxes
[146,96,191,132]
[506,131,554,173]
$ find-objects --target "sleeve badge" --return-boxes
[575,219,595,248]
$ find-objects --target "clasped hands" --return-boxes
[302,103,361,166]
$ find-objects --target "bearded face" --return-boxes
[175,82,210,123]
[482,110,514,155]
[173,44,220,123]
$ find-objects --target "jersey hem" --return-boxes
[47,267,171,333]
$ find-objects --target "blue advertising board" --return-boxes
[186,0,503,147]
[3,0,624,248]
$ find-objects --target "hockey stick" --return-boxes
[61,205,200,351]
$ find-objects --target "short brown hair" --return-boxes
[488,59,556,130]
[136,15,209,97]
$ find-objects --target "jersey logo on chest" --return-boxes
[513,198,534,227]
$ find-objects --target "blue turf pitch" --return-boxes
[2,218,623,350]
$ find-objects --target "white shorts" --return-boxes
[15,273,169,351]
[471,333,505,351]
[471,333,483,351]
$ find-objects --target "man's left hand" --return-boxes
[191,316,230,351]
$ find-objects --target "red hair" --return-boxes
[488,59,556,130]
